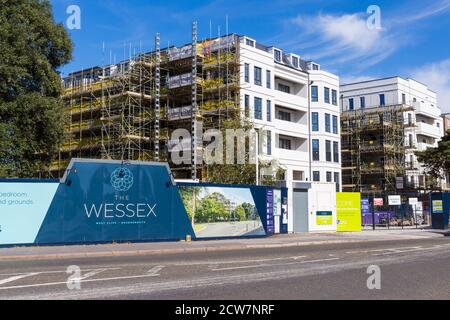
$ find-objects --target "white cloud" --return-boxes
[392,0,450,24]
[288,13,402,70]
[279,1,450,72]
[411,59,450,113]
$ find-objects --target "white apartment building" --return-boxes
[59,32,341,234]
[238,36,341,231]
[340,77,444,190]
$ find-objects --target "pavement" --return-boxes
[0,233,449,300]
[195,221,266,238]
[0,228,447,262]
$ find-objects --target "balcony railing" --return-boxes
[416,122,442,138]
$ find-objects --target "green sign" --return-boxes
[432,200,443,214]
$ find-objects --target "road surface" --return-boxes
[0,237,449,300]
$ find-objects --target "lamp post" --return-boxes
[255,124,269,186]
[256,131,259,186]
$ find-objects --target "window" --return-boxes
[267,131,272,155]
[312,64,319,70]
[274,50,281,62]
[326,172,332,183]
[292,56,299,68]
[278,83,290,94]
[408,113,413,126]
[402,93,406,105]
[254,67,262,86]
[279,138,291,150]
[325,114,331,133]
[312,139,320,161]
[293,171,304,181]
[334,172,340,192]
[313,171,320,182]
[332,90,338,106]
[266,70,271,89]
[254,97,262,120]
[380,94,385,106]
[360,97,365,109]
[311,86,318,102]
[312,112,319,131]
[267,100,272,122]
[324,87,330,104]
[326,140,332,162]
[244,95,250,117]
[244,63,250,83]
[246,39,255,47]
[333,142,339,163]
[349,98,354,110]
[278,110,291,122]
[332,116,338,134]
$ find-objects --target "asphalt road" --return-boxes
[0,237,449,300]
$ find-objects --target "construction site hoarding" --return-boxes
[0,160,286,247]
[336,192,362,232]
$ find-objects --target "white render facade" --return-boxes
[238,36,341,231]
[340,77,444,189]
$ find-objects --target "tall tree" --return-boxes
[0,0,72,177]
[415,130,450,180]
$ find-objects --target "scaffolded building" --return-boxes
[52,23,241,180]
[341,104,417,194]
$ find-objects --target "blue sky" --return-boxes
[51,0,450,110]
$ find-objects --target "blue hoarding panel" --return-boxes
[35,161,194,244]
[1,160,286,246]
[430,193,449,230]
[0,183,58,245]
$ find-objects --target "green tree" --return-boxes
[233,205,246,221]
[195,193,228,223]
[415,130,450,180]
[241,202,255,220]
[0,0,72,177]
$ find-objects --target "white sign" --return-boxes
[416,202,423,212]
[409,198,418,206]
[388,195,401,206]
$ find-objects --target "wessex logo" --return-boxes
[84,203,157,219]
[83,166,157,221]
[110,167,134,192]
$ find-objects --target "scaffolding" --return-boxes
[341,104,414,195]
[50,23,242,180]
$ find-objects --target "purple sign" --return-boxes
[266,189,274,235]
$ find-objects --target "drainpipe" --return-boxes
[308,77,314,181]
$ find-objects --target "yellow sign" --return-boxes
[336,193,362,232]
[316,211,333,226]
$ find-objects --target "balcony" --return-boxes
[416,142,435,151]
[414,103,441,119]
[276,148,309,163]
[273,90,308,111]
[416,122,442,139]
[274,119,308,137]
